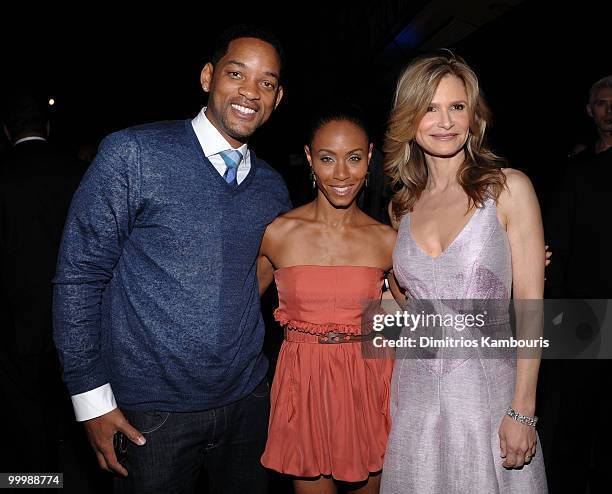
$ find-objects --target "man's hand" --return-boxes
[83,408,146,476]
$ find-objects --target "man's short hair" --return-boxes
[211,25,285,83]
[2,93,48,137]
[589,75,612,104]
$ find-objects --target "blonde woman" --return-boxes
[381,52,548,493]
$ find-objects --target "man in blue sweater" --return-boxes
[53,26,291,493]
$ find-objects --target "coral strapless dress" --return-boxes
[261,265,393,482]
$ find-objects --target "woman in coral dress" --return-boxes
[257,105,396,494]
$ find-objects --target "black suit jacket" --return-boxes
[0,140,86,355]
[544,146,612,298]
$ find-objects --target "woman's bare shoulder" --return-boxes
[500,167,534,192]
[496,168,540,228]
[266,204,313,237]
[359,212,398,246]
[498,167,536,204]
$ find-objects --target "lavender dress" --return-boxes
[381,198,548,493]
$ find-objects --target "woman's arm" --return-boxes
[502,169,545,411]
[256,214,294,296]
[257,220,279,297]
[257,254,275,297]
[384,203,406,304]
[377,223,405,304]
[497,168,545,468]
[386,270,407,305]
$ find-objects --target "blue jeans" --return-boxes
[114,379,270,494]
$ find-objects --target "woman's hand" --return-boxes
[545,245,552,267]
[498,415,537,469]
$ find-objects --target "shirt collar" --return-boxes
[14,136,47,146]
[191,107,248,159]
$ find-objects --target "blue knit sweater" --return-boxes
[53,120,291,411]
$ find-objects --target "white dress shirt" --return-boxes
[192,107,250,184]
[14,136,47,145]
[70,109,251,421]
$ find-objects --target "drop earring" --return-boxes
[310,169,316,189]
[365,170,370,187]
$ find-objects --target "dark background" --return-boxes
[1,1,608,202]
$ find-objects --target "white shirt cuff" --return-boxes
[71,383,118,422]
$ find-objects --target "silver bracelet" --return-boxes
[506,406,538,427]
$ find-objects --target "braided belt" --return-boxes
[283,328,376,344]
[317,331,374,344]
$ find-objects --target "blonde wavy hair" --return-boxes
[384,50,506,220]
